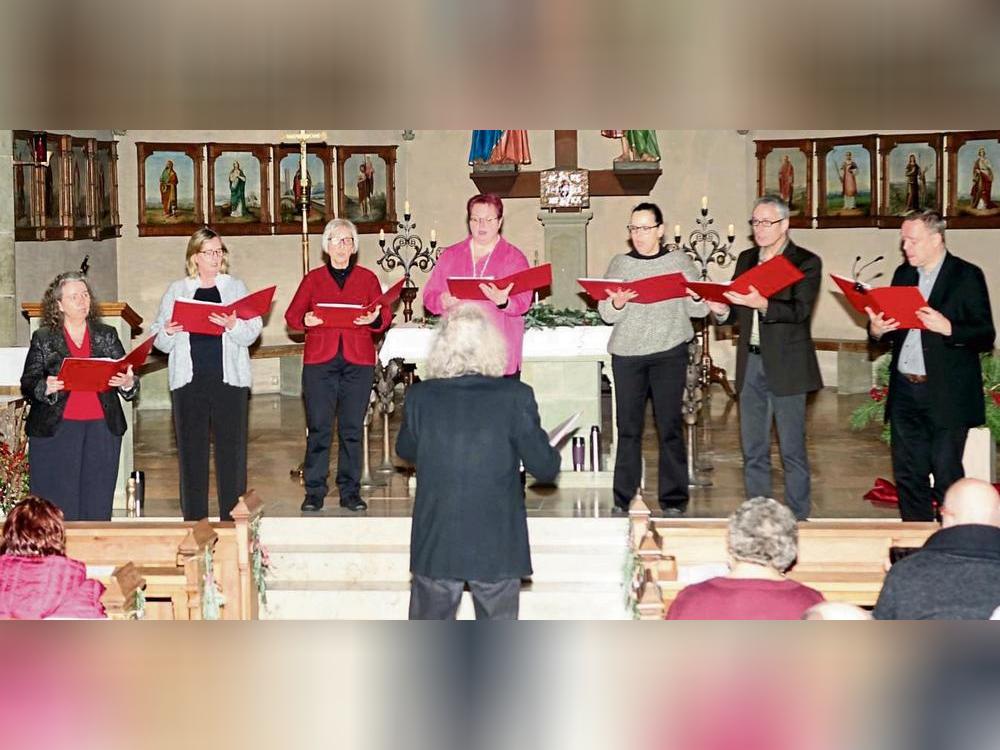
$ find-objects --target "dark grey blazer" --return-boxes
[20,323,139,438]
[719,241,823,397]
[396,375,561,582]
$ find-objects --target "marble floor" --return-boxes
[134,384,900,520]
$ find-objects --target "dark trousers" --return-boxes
[172,372,249,521]
[739,352,811,520]
[612,344,689,511]
[302,354,374,502]
[29,419,121,521]
[889,373,968,521]
[408,573,521,620]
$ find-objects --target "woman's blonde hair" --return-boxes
[185,227,230,277]
[425,304,507,379]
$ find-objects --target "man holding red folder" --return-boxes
[867,210,995,521]
[705,197,822,521]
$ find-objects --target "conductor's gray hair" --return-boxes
[425,304,507,379]
[727,496,799,572]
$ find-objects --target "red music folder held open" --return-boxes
[313,278,406,329]
[830,274,927,329]
[447,264,552,301]
[56,335,156,392]
[684,255,806,304]
[171,285,277,336]
[577,272,688,304]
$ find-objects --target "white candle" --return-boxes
[379,229,385,243]
[673,224,681,238]
[727,223,735,237]
[701,195,708,211]
[430,229,436,243]
[404,200,410,215]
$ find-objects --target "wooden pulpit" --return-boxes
[21,302,144,510]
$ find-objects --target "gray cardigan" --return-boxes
[597,250,708,356]
[151,274,262,391]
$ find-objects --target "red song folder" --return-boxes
[576,272,688,304]
[56,335,156,392]
[684,255,806,304]
[171,285,276,336]
[447,264,552,301]
[830,274,927,330]
[312,278,406,328]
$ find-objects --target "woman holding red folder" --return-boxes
[599,203,708,516]
[152,228,262,521]
[423,193,532,377]
[20,272,138,521]
[285,218,391,513]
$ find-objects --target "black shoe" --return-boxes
[339,497,368,512]
[661,506,688,518]
[300,497,324,512]
[611,504,629,515]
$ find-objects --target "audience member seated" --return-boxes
[802,602,872,620]
[873,478,1000,620]
[666,497,824,620]
[0,496,106,619]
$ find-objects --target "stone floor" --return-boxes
[134,384,900,520]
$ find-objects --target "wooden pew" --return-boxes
[626,495,937,617]
[65,491,264,620]
[98,562,146,620]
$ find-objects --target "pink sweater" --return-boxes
[0,555,106,619]
[423,237,532,375]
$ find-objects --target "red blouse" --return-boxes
[62,327,104,421]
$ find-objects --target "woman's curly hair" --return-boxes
[40,272,99,331]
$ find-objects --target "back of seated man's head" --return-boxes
[940,478,1000,529]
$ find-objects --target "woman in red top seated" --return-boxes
[666,497,824,620]
[285,218,392,513]
[0,496,105,619]
[20,273,138,521]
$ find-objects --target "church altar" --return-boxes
[380,323,618,480]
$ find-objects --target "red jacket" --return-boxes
[0,555,106,619]
[284,264,392,365]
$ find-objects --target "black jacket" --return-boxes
[719,241,823,396]
[20,323,139,438]
[396,375,561,582]
[873,524,1000,620]
[877,252,995,429]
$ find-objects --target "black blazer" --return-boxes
[720,241,823,396]
[877,252,994,429]
[396,375,561,582]
[20,323,140,438]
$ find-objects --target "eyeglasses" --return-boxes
[200,249,224,258]
[749,218,785,228]
[328,237,355,248]
[470,216,499,226]
[627,224,662,234]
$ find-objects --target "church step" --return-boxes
[265,545,627,583]
[259,516,629,547]
[262,580,630,620]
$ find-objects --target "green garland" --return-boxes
[201,546,222,620]
[414,304,606,330]
[0,441,30,517]
[128,587,146,620]
[850,352,1000,443]
[250,516,270,606]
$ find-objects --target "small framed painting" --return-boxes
[816,135,878,228]
[946,130,1000,228]
[207,143,272,234]
[137,142,205,237]
[755,138,813,228]
[878,133,943,228]
[335,145,398,234]
[273,142,332,235]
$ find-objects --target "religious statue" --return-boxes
[839,151,859,210]
[160,159,178,216]
[469,130,503,165]
[601,130,660,162]
[468,130,531,166]
[228,160,247,217]
[778,154,795,209]
[904,153,928,212]
[970,146,995,210]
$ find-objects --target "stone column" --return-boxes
[537,209,593,310]
[0,131,16,346]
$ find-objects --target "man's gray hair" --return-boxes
[902,209,947,241]
[425,303,508,379]
[321,218,360,253]
[753,195,790,221]
[727,496,799,572]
